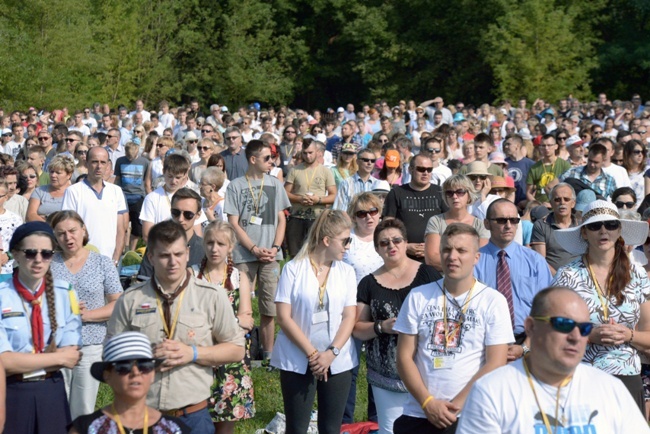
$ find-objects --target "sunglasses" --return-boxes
[469,175,488,181]
[584,220,621,231]
[342,152,356,156]
[156,144,167,148]
[533,316,593,337]
[611,159,624,164]
[355,208,379,219]
[284,131,296,134]
[415,166,433,173]
[360,157,376,163]
[24,174,37,179]
[38,137,50,141]
[106,135,118,139]
[76,150,88,155]
[335,237,352,247]
[615,201,635,209]
[110,359,156,375]
[378,237,405,248]
[259,155,273,162]
[170,208,196,220]
[445,189,467,198]
[187,140,198,144]
[65,138,78,143]
[197,146,211,151]
[489,217,521,225]
[632,150,644,155]
[557,136,567,141]
[225,136,240,141]
[426,148,442,153]
[201,130,212,134]
[18,249,55,261]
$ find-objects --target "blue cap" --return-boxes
[575,189,597,213]
[10,222,56,251]
[453,112,465,122]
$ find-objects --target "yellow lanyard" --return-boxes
[112,403,148,434]
[441,280,476,348]
[204,263,228,287]
[303,166,317,192]
[310,258,330,309]
[245,175,265,215]
[155,289,186,340]
[523,357,571,434]
[584,256,610,321]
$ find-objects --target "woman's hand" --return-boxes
[589,324,631,346]
[308,350,335,380]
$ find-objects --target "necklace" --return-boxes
[309,257,326,276]
[112,403,148,434]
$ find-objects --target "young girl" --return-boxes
[193,221,255,434]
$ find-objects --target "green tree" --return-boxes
[483,0,599,102]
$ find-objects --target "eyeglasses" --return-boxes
[584,220,621,231]
[355,208,379,219]
[201,130,212,134]
[170,208,196,220]
[615,201,635,209]
[415,166,433,173]
[445,189,467,198]
[110,359,156,375]
[76,150,88,155]
[553,197,573,203]
[426,148,442,153]
[359,157,376,163]
[533,316,593,337]
[197,146,211,151]
[489,217,521,225]
[469,175,488,181]
[378,237,404,248]
[225,136,240,141]
[18,249,55,261]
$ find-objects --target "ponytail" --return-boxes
[609,237,631,305]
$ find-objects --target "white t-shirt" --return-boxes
[602,163,631,188]
[393,278,514,419]
[159,113,175,129]
[457,359,650,434]
[129,110,151,122]
[139,186,207,226]
[69,125,91,137]
[342,230,384,285]
[62,181,128,258]
[431,164,452,186]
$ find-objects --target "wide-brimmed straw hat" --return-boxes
[556,200,648,255]
[90,332,162,382]
[465,161,493,177]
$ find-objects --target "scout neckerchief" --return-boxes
[153,270,190,339]
[13,274,46,353]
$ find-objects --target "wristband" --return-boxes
[249,245,257,253]
[373,320,383,336]
[421,395,433,409]
[629,329,635,344]
[191,345,198,363]
[306,349,318,359]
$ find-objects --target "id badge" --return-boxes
[432,356,454,370]
[312,310,328,324]
[249,215,263,225]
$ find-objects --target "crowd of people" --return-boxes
[0,94,649,433]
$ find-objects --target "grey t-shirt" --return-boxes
[32,185,64,218]
[531,213,579,271]
[224,174,291,263]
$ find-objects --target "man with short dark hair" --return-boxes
[597,137,632,188]
[457,287,650,433]
[104,127,124,170]
[526,134,571,206]
[503,134,534,207]
[560,143,617,199]
[108,219,245,433]
[459,133,504,177]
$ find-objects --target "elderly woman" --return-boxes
[424,174,490,270]
[48,211,122,420]
[200,167,227,225]
[553,200,650,413]
[26,154,74,222]
[70,332,189,433]
[354,218,440,434]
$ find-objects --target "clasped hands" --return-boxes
[308,350,335,382]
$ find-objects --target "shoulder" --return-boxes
[190,277,223,294]
[53,278,73,293]
[124,279,149,294]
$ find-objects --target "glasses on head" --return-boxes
[615,201,635,209]
[415,166,433,173]
[170,208,196,220]
[584,220,621,231]
[359,157,376,164]
[553,197,573,203]
[197,146,211,151]
[225,136,240,141]
[18,249,55,261]
[533,316,593,337]
[355,208,379,219]
[489,217,521,225]
[110,359,156,375]
[378,237,405,248]
[76,150,88,155]
[426,148,442,153]
[469,175,488,181]
[445,189,467,198]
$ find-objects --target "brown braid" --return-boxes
[44,269,58,352]
[198,256,208,280]
[225,256,234,292]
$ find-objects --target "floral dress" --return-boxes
[193,265,255,422]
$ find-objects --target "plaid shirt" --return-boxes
[560,166,617,199]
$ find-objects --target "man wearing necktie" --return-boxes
[474,199,552,361]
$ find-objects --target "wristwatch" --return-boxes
[272,245,281,251]
[327,345,340,357]
[521,344,531,357]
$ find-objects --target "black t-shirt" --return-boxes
[357,263,441,391]
[71,409,190,433]
[382,183,448,243]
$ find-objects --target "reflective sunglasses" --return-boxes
[445,189,467,198]
[584,220,621,231]
[359,157,376,164]
[111,359,156,375]
[533,316,593,337]
[415,166,433,173]
[170,208,196,220]
[378,237,404,248]
[18,249,55,261]
[615,201,635,209]
[469,175,488,181]
[489,217,521,225]
[355,208,379,219]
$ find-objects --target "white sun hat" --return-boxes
[556,200,648,255]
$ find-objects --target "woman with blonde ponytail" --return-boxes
[271,209,358,434]
[0,221,82,433]
[193,220,255,433]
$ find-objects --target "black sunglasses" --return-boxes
[355,208,379,219]
[378,237,404,248]
[65,138,78,143]
[196,146,211,151]
[76,150,88,155]
[170,208,196,220]
[156,144,167,148]
[18,249,55,261]
[360,157,376,163]
[445,189,467,198]
[533,316,593,336]
[259,155,273,162]
[415,166,433,173]
[110,359,156,375]
[469,175,488,181]
[489,217,521,225]
[584,220,621,231]
[426,148,442,153]
[615,201,635,209]
[201,130,212,134]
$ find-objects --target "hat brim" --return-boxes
[556,218,649,255]
[91,357,163,383]
[466,171,493,177]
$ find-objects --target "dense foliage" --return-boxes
[0,0,648,110]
